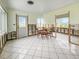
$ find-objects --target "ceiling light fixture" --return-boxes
[27,0,34,5]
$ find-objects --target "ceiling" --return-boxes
[6,0,79,13]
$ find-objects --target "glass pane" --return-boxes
[19,17,26,27]
[56,17,69,28]
[56,17,69,39]
[37,18,41,27]
[37,18,45,28]
[70,24,79,45]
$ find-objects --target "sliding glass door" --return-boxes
[16,16,28,38]
[70,24,79,45]
[55,12,79,46]
[55,13,70,43]
[56,17,69,39]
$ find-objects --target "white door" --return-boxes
[17,16,28,38]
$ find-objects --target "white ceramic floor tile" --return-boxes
[15,54,25,59]
[0,33,79,59]
[8,53,18,59]
[58,54,68,59]
[49,53,58,59]
[26,50,36,55]
[33,56,41,59]
[34,50,42,57]
[66,55,76,59]
[23,55,33,59]
[75,56,79,59]
[0,51,11,59]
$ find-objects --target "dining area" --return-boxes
[36,25,55,39]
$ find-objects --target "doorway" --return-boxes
[55,12,70,43]
[16,15,28,39]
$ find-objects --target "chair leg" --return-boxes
[46,35,49,39]
[41,35,43,39]
[37,34,39,38]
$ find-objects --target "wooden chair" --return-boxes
[40,30,49,39]
[37,26,54,39]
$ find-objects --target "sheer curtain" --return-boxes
[0,5,7,34]
[0,8,2,33]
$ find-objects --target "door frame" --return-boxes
[16,15,28,39]
[55,11,71,43]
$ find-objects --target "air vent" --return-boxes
[27,0,34,5]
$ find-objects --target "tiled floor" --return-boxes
[71,36,79,45]
[0,33,79,59]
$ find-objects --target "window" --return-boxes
[56,13,69,28]
[0,5,7,34]
[56,17,69,28]
[19,16,26,27]
[37,17,45,28]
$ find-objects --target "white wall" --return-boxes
[7,1,79,32]
[7,9,42,32]
[43,2,79,25]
